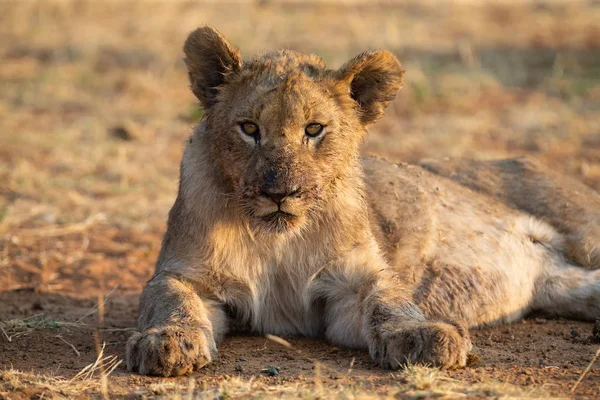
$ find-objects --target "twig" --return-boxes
[347,357,355,375]
[92,293,109,400]
[0,325,12,342]
[70,342,121,383]
[56,334,81,357]
[76,285,118,324]
[571,347,600,393]
[0,315,134,339]
[14,213,105,238]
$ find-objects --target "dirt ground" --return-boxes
[1,0,600,398]
[0,286,599,398]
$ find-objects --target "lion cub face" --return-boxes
[184,27,404,234]
[205,59,349,234]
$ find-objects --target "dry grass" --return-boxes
[0,286,132,344]
[108,364,550,399]
[0,314,83,342]
[397,364,550,399]
[0,358,551,400]
[0,344,120,399]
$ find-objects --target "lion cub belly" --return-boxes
[250,280,324,336]
[223,260,324,337]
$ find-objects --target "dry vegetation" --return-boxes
[1,0,599,398]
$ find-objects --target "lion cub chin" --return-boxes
[125,25,473,377]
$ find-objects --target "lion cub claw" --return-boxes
[372,321,472,370]
[126,325,214,377]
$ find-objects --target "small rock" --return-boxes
[539,359,547,367]
[234,364,244,372]
[239,356,247,362]
[31,300,44,311]
[261,366,280,376]
[534,318,547,325]
[570,329,580,339]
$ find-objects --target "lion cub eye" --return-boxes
[240,122,260,138]
[305,123,324,138]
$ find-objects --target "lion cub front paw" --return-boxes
[371,321,472,369]
[126,325,214,377]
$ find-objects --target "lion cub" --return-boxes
[126,27,600,376]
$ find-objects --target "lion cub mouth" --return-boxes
[257,209,300,233]
[268,210,296,218]
[261,210,297,221]
[254,196,298,218]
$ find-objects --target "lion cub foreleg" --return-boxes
[312,262,472,369]
[126,271,227,376]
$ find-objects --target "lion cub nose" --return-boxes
[260,187,300,205]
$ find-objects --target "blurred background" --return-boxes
[1,0,599,295]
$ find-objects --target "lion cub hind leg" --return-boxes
[126,272,228,377]
[411,261,526,329]
[533,264,600,321]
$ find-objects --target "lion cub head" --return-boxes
[184,27,404,234]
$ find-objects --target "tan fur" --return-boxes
[126,27,600,377]
[420,157,600,269]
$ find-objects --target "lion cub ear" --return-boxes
[183,26,242,109]
[336,50,405,125]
